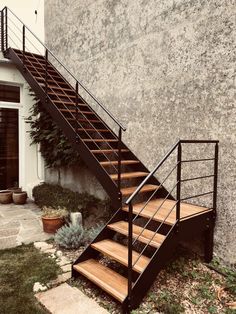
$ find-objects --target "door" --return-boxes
[0,108,19,189]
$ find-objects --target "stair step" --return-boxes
[100,160,140,166]
[107,221,166,248]
[110,172,148,180]
[68,118,101,123]
[122,199,176,225]
[121,184,159,196]
[122,198,209,225]
[91,149,129,154]
[60,109,94,114]
[73,259,128,302]
[78,128,111,133]
[83,139,118,142]
[48,92,78,98]
[91,239,150,273]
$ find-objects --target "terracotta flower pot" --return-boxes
[12,191,28,205]
[0,190,12,204]
[8,187,22,193]
[42,216,65,234]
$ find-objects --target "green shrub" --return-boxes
[32,183,112,218]
[83,224,104,246]
[54,223,84,249]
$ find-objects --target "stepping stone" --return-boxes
[35,283,109,314]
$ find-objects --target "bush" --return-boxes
[32,183,112,218]
[83,223,104,246]
[54,223,84,249]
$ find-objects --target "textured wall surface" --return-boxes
[45,0,236,264]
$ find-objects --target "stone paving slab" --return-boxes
[0,201,51,249]
[36,283,109,314]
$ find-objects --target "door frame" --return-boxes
[0,82,24,189]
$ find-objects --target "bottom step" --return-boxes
[73,259,128,302]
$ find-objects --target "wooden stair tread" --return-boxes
[78,128,111,133]
[83,139,118,142]
[68,118,101,123]
[60,109,94,114]
[121,184,159,196]
[73,259,127,302]
[91,149,129,153]
[91,239,150,273]
[108,221,166,248]
[110,172,148,180]
[100,160,140,166]
[123,198,211,225]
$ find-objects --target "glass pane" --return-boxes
[0,85,20,103]
[0,108,19,189]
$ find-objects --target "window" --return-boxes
[0,84,20,103]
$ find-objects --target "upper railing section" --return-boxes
[0,6,126,132]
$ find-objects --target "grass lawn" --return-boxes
[0,244,60,314]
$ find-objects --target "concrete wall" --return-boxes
[45,166,108,200]
[0,54,44,197]
[45,0,236,264]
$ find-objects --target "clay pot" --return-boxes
[8,187,22,193]
[12,191,28,205]
[0,190,12,204]
[42,217,65,234]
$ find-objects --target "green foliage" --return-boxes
[55,222,103,249]
[32,183,112,217]
[83,223,104,246]
[210,258,236,295]
[154,290,185,314]
[28,99,83,169]
[0,244,60,314]
[54,223,84,249]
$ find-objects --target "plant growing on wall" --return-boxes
[28,97,83,183]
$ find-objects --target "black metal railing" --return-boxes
[0,6,126,204]
[125,139,219,306]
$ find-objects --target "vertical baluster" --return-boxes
[176,142,182,221]
[128,201,133,311]
[5,7,7,49]
[117,126,122,205]
[75,81,79,140]
[45,49,48,101]
[22,25,25,66]
[213,142,218,213]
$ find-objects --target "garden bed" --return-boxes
[70,248,236,314]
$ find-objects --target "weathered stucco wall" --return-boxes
[45,166,108,200]
[45,0,236,264]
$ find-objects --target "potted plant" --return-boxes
[0,190,12,204]
[12,191,27,205]
[41,206,68,234]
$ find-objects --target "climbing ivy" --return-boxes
[28,99,83,170]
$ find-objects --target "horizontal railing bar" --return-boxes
[181,191,213,201]
[181,174,214,182]
[182,158,214,163]
[126,140,180,204]
[180,140,219,144]
[3,6,126,131]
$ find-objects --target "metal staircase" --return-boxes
[1,7,219,313]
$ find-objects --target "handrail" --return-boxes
[2,6,126,131]
[125,139,219,205]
